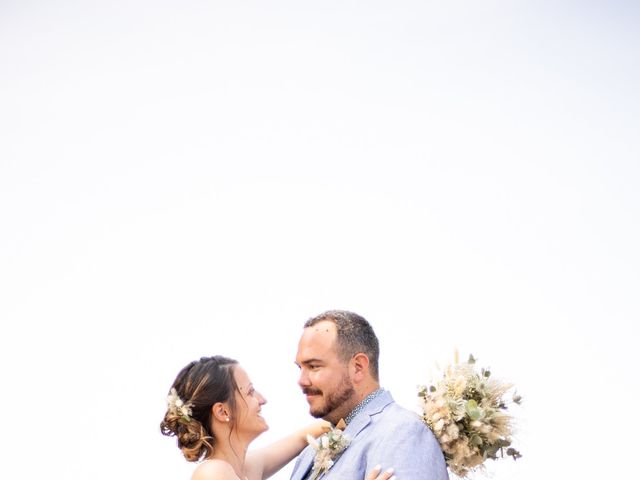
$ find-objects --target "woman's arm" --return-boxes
[247,420,330,479]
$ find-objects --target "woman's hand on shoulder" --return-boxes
[304,419,332,439]
[366,464,396,480]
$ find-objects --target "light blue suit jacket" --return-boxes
[290,390,449,480]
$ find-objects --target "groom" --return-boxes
[291,310,449,480]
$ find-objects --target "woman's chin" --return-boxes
[256,417,269,433]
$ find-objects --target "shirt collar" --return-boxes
[344,388,385,425]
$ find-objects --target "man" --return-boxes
[291,310,449,480]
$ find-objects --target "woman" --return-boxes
[160,355,395,480]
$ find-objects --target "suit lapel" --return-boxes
[343,408,372,440]
[320,391,393,475]
[293,391,394,480]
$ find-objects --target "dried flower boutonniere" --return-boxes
[306,419,350,480]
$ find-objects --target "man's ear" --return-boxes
[350,353,370,382]
[211,402,231,423]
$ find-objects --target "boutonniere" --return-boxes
[306,419,350,480]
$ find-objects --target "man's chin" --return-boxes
[308,403,328,419]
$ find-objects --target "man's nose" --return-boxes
[298,369,311,388]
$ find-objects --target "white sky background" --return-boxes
[1,1,639,479]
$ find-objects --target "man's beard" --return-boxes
[308,373,355,420]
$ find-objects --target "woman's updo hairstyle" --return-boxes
[160,355,239,461]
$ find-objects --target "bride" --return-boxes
[161,355,394,480]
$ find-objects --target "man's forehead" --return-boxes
[308,320,336,334]
[297,321,339,363]
[303,321,337,342]
[299,320,338,350]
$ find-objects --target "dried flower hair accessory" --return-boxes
[167,387,193,423]
[306,419,350,480]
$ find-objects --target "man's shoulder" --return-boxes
[335,396,448,479]
[366,400,446,463]
[354,391,437,445]
[378,398,423,424]
[363,397,430,439]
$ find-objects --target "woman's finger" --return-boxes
[365,465,396,480]
[365,465,382,480]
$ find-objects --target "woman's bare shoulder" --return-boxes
[191,459,238,480]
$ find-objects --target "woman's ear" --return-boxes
[350,353,370,382]
[211,402,231,423]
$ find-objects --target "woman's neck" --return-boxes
[210,434,250,479]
